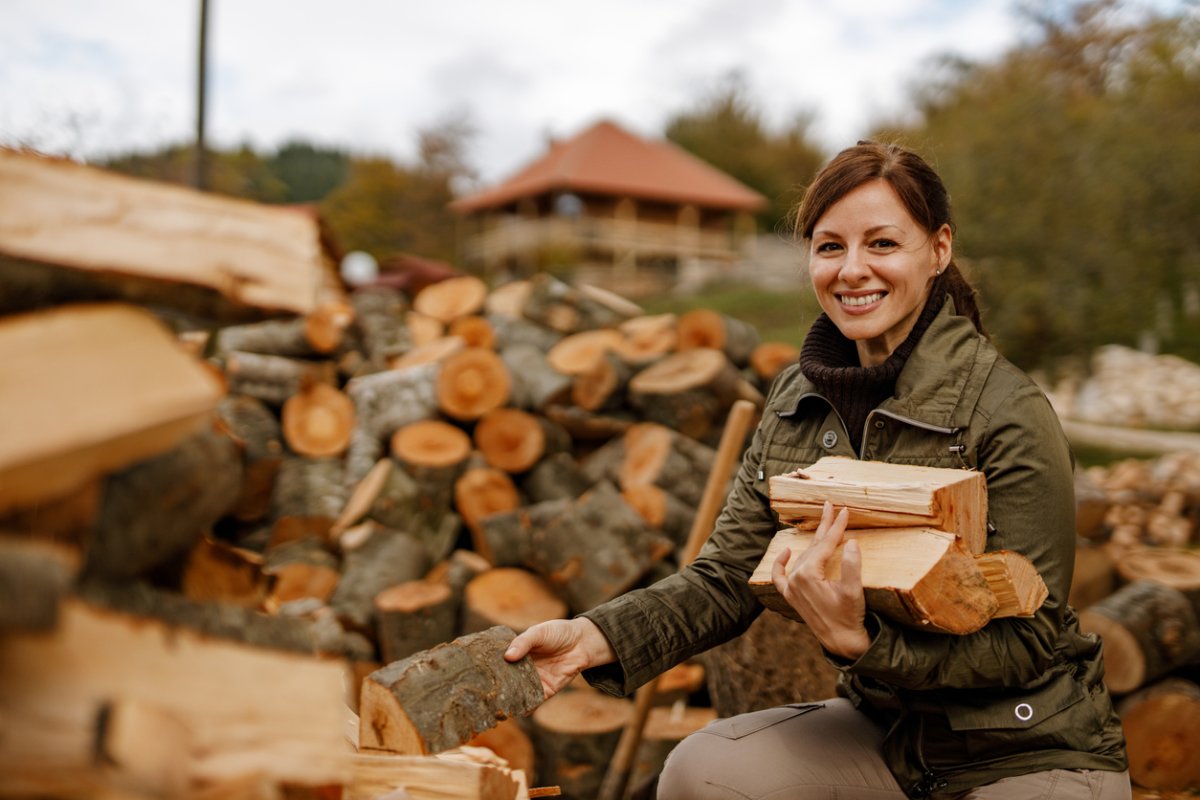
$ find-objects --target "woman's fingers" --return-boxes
[840,537,863,591]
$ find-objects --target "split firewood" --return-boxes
[521,273,639,334]
[485,279,532,318]
[543,404,634,442]
[748,341,800,384]
[530,690,633,800]
[449,314,498,349]
[525,481,674,614]
[180,535,268,609]
[375,579,458,664]
[1078,579,1200,694]
[84,424,243,581]
[475,408,570,474]
[262,535,341,614]
[750,527,999,635]
[437,347,512,422]
[349,286,411,367]
[546,329,624,376]
[973,550,1048,618]
[572,351,634,413]
[407,310,446,347]
[358,626,543,755]
[347,751,525,800]
[614,313,677,365]
[500,343,573,410]
[0,536,79,631]
[1070,544,1117,611]
[628,348,761,439]
[621,483,696,549]
[631,704,718,791]
[214,302,353,358]
[0,303,224,515]
[769,456,989,554]
[463,567,569,634]
[282,382,356,457]
[216,394,284,522]
[454,465,522,563]
[427,548,493,598]
[1115,677,1200,791]
[221,350,337,406]
[331,523,432,631]
[388,334,465,371]
[521,452,592,503]
[617,422,717,508]
[677,308,761,368]
[468,717,536,778]
[0,149,344,321]
[412,275,489,324]
[0,597,351,793]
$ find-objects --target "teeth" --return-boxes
[840,292,884,307]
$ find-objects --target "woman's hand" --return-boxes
[771,500,870,661]
[504,617,617,699]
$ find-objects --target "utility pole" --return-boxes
[193,0,210,190]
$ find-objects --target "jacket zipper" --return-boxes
[909,714,948,797]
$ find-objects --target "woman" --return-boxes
[505,141,1130,799]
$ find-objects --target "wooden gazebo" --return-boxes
[449,119,767,297]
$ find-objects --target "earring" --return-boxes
[935,268,943,276]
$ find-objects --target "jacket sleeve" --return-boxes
[579,413,779,697]
[847,369,1076,691]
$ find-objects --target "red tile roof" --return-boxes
[450,119,767,214]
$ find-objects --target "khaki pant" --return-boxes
[656,699,1131,800]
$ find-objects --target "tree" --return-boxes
[268,141,351,204]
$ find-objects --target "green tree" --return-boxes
[268,140,351,203]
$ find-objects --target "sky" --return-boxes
[0,1,1168,187]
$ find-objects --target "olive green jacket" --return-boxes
[582,296,1127,797]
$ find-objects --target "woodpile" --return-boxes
[0,152,790,798]
[1054,344,1200,431]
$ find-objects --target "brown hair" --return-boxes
[794,140,985,335]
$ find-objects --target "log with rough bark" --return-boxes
[546,329,624,377]
[974,549,1048,618]
[748,341,800,385]
[521,273,639,334]
[282,382,356,457]
[0,536,79,631]
[0,149,344,321]
[628,348,762,440]
[362,459,460,564]
[0,597,351,795]
[375,579,458,664]
[455,465,522,563]
[331,523,432,631]
[347,751,525,800]
[344,362,440,487]
[620,483,696,549]
[83,424,243,581]
[1115,677,1200,791]
[269,455,345,542]
[1078,579,1200,694]
[349,286,411,367]
[475,501,563,569]
[412,275,489,324]
[0,303,224,515]
[573,351,634,413]
[463,566,569,634]
[530,690,633,800]
[216,394,283,522]
[180,535,268,609]
[522,452,592,503]
[617,422,717,508]
[437,347,513,421]
[676,308,761,368]
[358,626,544,755]
[214,302,353,358]
[220,350,337,406]
[769,456,989,554]
[525,481,674,614]
[751,527,999,634]
[501,342,573,410]
[475,408,570,474]
[544,404,634,443]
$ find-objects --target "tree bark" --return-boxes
[618,422,716,508]
[530,690,633,800]
[222,351,337,406]
[375,579,458,664]
[216,394,283,522]
[500,342,573,410]
[522,451,592,503]
[331,523,432,631]
[628,348,754,440]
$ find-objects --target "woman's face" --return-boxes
[808,178,952,367]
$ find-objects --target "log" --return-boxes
[463,566,569,634]
[546,329,624,376]
[407,310,446,347]
[530,690,633,800]
[1070,543,1117,611]
[0,536,79,631]
[620,483,695,549]
[216,394,283,522]
[282,382,356,457]
[412,275,489,324]
[358,626,544,755]
[1078,579,1200,694]
[522,452,592,503]
[437,347,512,421]
[455,466,522,564]
[613,313,677,366]
[475,408,570,474]
[974,549,1048,618]
[468,717,536,778]
[485,279,532,318]
[490,312,563,353]
[676,308,761,368]
[389,334,465,371]
[269,455,345,539]
[332,523,432,631]
[631,704,718,791]
[628,348,760,439]
[427,548,493,599]
[347,362,440,440]
[769,455,989,554]
[1115,677,1200,791]
[349,286,411,367]
[449,314,498,350]
[543,405,634,442]
[748,341,800,385]
[572,351,634,413]
[618,422,716,508]
[261,535,341,614]
[83,424,243,581]
[331,457,395,538]
[0,303,224,514]
[525,482,674,614]
[391,418,473,486]
[501,343,573,410]
[222,350,337,406]
[347,751,524,800]
[0,149,344,321]
[375,579,458,664]
[522,273,637,334]
[365,461,460,564]
[214,304,352,357]
[0,597,351,794]
[750,527,999,635]
[180,535,268,609]
[1114,546,1200,609]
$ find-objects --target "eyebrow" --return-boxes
[812,223,904,239]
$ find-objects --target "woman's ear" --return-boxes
[933,223,953,272]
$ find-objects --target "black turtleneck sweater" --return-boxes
[798,277,947,453]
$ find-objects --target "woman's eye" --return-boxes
[871,239,899,250]
[815,242,842,254]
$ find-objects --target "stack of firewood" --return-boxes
[1056,344,1200,430]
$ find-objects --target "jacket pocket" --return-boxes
[701,703,824,740]
[942,677,1103,760]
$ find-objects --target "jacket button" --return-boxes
[821,430,838,449]
[1014,703,1033,721]
[874,420,885,429]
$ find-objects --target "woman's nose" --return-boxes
[839,246,871,282]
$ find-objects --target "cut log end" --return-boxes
[437,348,512,421]
[391,419,472,469]
[282,383,355,457]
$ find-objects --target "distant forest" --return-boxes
[100,1,1199,372]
